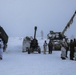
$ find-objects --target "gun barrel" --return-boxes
[34,26,37,39]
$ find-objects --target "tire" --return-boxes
[28,49,30,54]
[38,48,41,54]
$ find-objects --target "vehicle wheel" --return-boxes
[38,48,41,54]
[28,49,30,54]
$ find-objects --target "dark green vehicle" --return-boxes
[0,26,8,52]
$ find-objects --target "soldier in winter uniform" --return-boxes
[48,40,53,54]
[74,47,76,61]
[0,38,4,60]
[69,39,74,60]
[61,44,66,60]
[63,39,69,58]
[74,38,76,51]
[74,39,76,60]
[43,40,47,54]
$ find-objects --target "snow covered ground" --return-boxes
[0,37,76,75]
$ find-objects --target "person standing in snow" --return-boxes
[0,38,4,60]
[74,38,76,52]
[43,40,47,54]
[69,39,74,60]
[63,38,69,58]
[74,47,76,61]
[74,38,76,60]
[61,44,66,60]
[48,40,53,54]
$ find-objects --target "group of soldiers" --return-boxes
[1,36,76,61]
[43,38,76,61]
[43,40,53,54]
[60,38,76,60]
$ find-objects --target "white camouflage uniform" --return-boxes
[61,46,66,59]
[43,41,47,54]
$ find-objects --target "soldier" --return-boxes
[74,38,76,51]
[74,38,76,60]
[48,40,53,54]
[64,38,69,58]
[61,44,66,60]
[69,39,74,60]
[0,38,4,60]
[43,40,47,54]
[74,47,76,61]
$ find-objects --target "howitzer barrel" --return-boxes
[62,10,76,35]
[34,26,37,39]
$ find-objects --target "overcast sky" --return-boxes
[0,0,76,38]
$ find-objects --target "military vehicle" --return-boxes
[47,11,76,50]
[0,26,8,51]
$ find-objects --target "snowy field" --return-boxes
[0,37,76,75]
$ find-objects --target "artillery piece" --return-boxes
[28,26,41,54]
[47,11,76,50]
